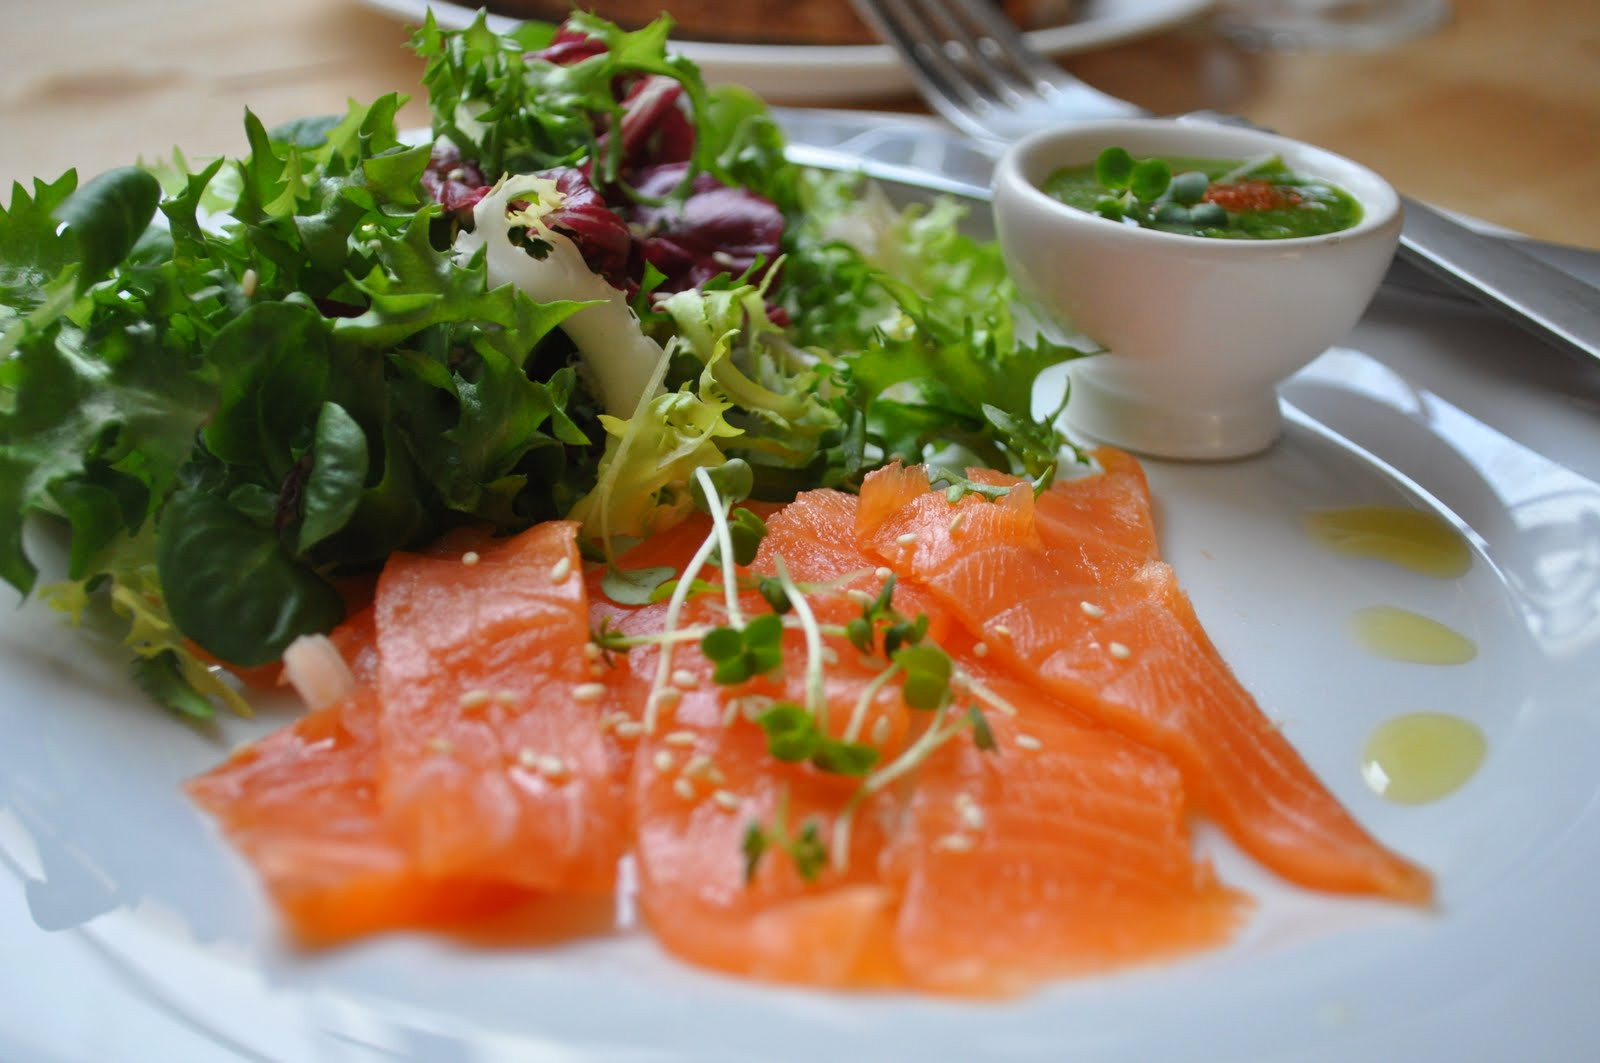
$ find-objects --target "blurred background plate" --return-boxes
[354,0,1214,100]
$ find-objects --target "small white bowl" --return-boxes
[992,118,1402,460]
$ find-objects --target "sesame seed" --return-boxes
[933,832,975,852]
[955,794,987,830]
[537,754,569,779]
[240,268,259,298]
[948,511,967,533]
[1108,641,1132,660]
[599,711,631,730]
[653,750,675,772]
[493,689,518,705]
[1014,733,1043,751]
[991,624,1011,638]
[712,789,740,811]
[972,641,989,657]
[518,748,539,768]
[682,753,713,778]
[673,777,697,800]
[458,689,493,709]
[895,532,919,546]
[428,737,454,755]
[874,567,893,580]
[671,669,699,690]
[652,687,683,708]
[583,643,603,660]
[461,550,480,566]
[664,730,698,748]
[1080,600,1106,619]
[573,682,606,702]
[871,714,892,745]
[613,721,644,739]
[875,686,896,705]
[707,765,727,786]
[549,557,572,583]
[589,662,607,678]
[847,589,874,606]
[740,696,774,721]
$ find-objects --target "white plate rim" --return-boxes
[354,0,1216,100]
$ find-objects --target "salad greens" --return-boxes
[0,11,1085,716]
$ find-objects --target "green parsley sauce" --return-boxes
[1043,154,1363,240]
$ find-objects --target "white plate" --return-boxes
[5,129,1600,1063]
[355,0,1215,100]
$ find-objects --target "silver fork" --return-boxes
[849,0,1600,366]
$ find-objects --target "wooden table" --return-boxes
[3,0,1596,247]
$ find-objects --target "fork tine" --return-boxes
[909,0,1036,107]
[850,0,1005,140]
[940,0,1072,95]
[852,0,1144,141]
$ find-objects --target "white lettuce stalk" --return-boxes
[452,172,664,416]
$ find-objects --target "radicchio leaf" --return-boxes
[525,25,609,67]
[538,167,634,293]
[612,75,695,177]
[625,163,784,295]
[422,141,490,218]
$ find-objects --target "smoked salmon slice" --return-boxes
[885,667,1242,996]
[598,490,915,986]
[189,447,1429,987]
[857,458,1433,904]
[630,692,906,988]
[185,687,535,944]
[375,521,626,892]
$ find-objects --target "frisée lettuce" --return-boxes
[0,11,1086,716]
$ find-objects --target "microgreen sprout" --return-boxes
[1089,146,1231,235]
[754,703,821,761]
[755,575,793,614]
[844,574,931,661]
[893,643,952,710]
[966,704,998,752]
[773,555,828,731]
[828,695,995,871]
[700,613,784,685]
[644,518,721,733]
[742,787,829,885]
[933,471,1014,504]
[693,462,759,627]
[753,703,881,776]
[842,663,901,743]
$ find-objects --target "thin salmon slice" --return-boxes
[886,667,1242,995]
[1026,447,1162,583]
[858,461,1433,904]
[760,486,955,645]
[619,491,919,986]
[632,693,905,988]
[375,521,626,892]
[185,688,534,944]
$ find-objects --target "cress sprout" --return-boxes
[1090,146,1232,236]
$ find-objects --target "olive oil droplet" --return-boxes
[1361,713,1486,805]
[1305,506,1472,579]
[1350,606,1477,665]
